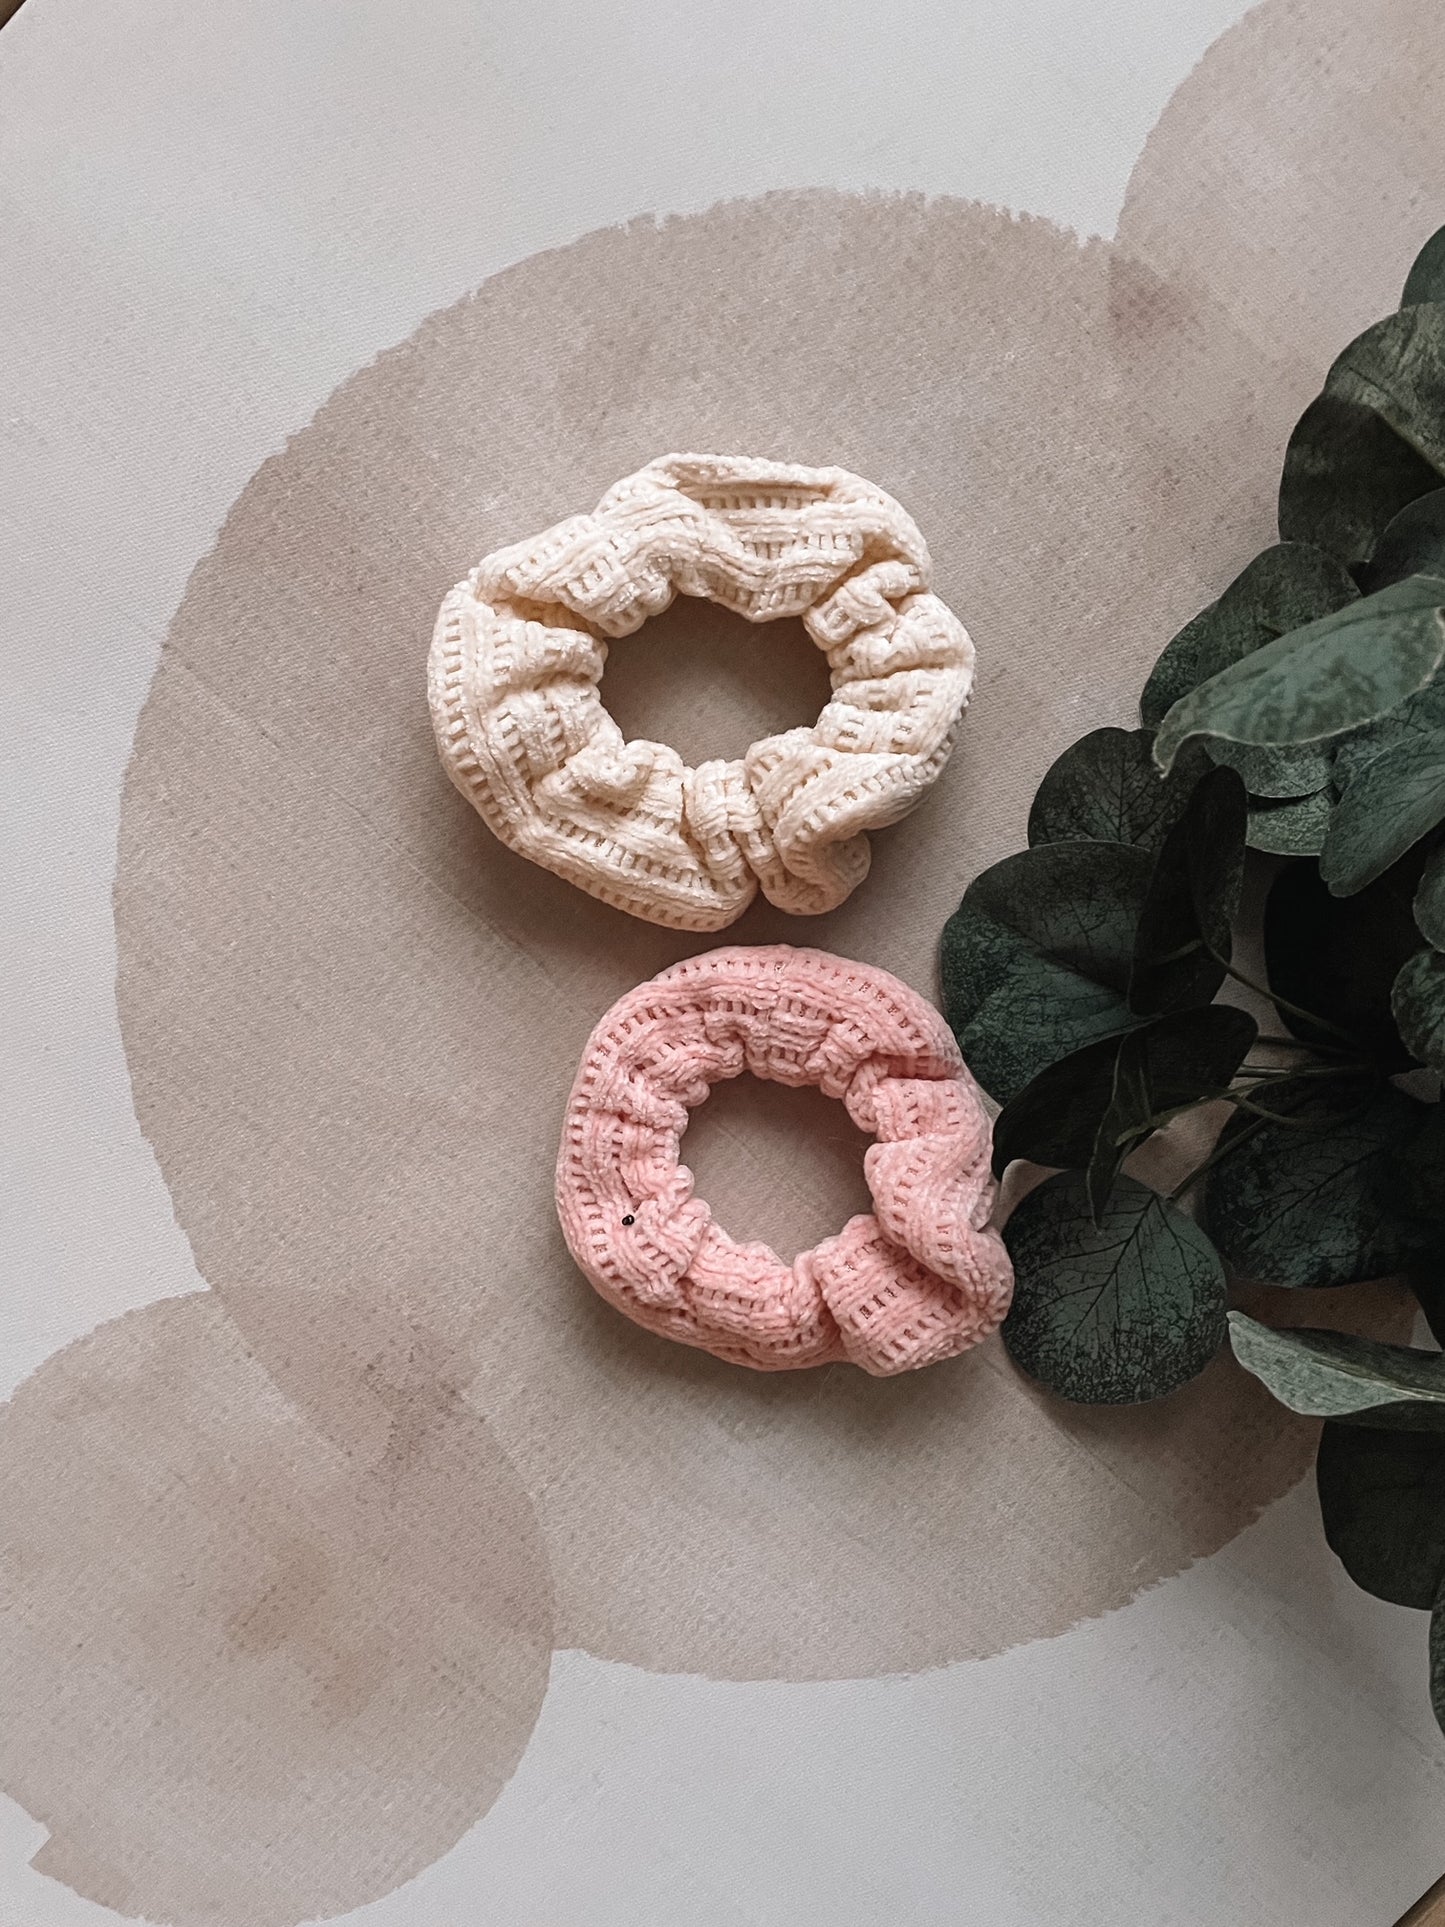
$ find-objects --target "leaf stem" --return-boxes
[1224,1092,1342,1126]
[1170,1113,1272,1200]
[1235,1061,1371,1083]
[1251,1033,1344,1051]
[1167,1063,1384,1198]
[1205,945,1362,1046]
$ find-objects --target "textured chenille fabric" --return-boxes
[556,945,1012,1374]
[429,454,976,929]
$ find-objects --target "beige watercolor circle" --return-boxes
[0,1295,553,1927]
[110,172,1428,1683]
[1107,0,1445,591]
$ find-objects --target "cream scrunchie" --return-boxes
[428,453,975,930]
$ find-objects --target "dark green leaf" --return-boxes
[1027,728,1197,850]
[1084,1042,1148,1222]
[1332,658,1445,792]
[1415,841,1445,948]
[1002,1173,1227,1404]
[1390,1106,1445,1233]
[1082,1024,1240,1220]
[1264,856,1423,1069]
[1154,577,1445,774]
[1247,789,1332,856]
[1395,946,1445,1072]
[1413,1265,1445,1346]
[1204,1075,1433,1286]
[989,1029,1137,1177]
[1430,1588,1445,1739]
[940,841,1152,1104]
[1280,307,1445,568]
[1130,766,1247,1015]
[990,1006,1258,1180]
[1228,1311,1445,1429]
[1318,1422,1445,1609]
[1142,542,1357,801]
[1401,227,1445,308]
[1208,739,1333,801]
[1358,488,1445,592]
[1319,727,1445,896]
[1280,395,1443,570]
[1140,543,1359,731]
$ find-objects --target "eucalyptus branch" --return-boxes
[1224,1091,1342,1126]
[1167,1064,1383,1195]
[1244,1033,1364,1061]
[1234,1060,1372,1083]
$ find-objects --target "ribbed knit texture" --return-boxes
[429,454,975,930]
[556,945,1013,1374]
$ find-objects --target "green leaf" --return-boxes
[1130,766,1247,1015]
[1247,789,1332,856]
[1402,227,1445,308]
[1280,307,1445,568]
[1317,1422,1445,1609]
[1001,1173,1227,1404]
[1396,1110,1445,1230]
[1154,577,1445,774]
[1264,857,1423,1069]
[1429,1589,1445,1739]
[990,1006,1258,1182]
[1140,543,1359,731]
[1415,841,1445,948]
[1140,542,1355,801]
[1204,1076,1433,1286]
[1081,1018,1245,1227]
[1332,658,1445,792]
[1209,739,1333,801]
[940,841,1152,1104]
[988,1031,1136,1178]
[1319,728,1445,896]
[1359,488,1445,592]
[1281,396,1443,572]
[1413,1265,1445,1346]
[1227,1311,1445,1429]
[1394,946,1445,1072]
[1026,728,1197,850]
[1387,1109,1445,1225]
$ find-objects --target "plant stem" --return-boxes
[1167,1063,1385,1197]
[1206,945,1361,1046]
[1225,1092,1341,1126]
[1251,1033,1343,1051]
[1235,1061,1371,1083]
[1170,1113,1272,1200]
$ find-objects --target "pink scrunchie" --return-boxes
[556,945,1013,1375]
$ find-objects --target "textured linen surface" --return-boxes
[9,0,1445,1923]
[430,454,975,928]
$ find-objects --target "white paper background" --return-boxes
[1,0,1442,1919]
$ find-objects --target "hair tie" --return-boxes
[430,454,975,930]
[556,945,1012,1375]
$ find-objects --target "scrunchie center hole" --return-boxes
[600,601,834,765]
[681,1072,873,1263]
